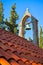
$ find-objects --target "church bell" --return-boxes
[25,24,31,30]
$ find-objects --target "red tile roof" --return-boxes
[0,28,43,65]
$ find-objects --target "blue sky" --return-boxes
[1,0,43,39]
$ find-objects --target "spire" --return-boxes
[25,8,30,13]
[24,8,31,17]
[26,8,30,12]
[26,8,28,11]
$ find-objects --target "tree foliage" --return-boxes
[5,3,19,34]
[0,1,5,29]
[39,26,43,49]
[0,2,4,23]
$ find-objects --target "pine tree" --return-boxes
[5,18,10,30]
[10,3,18,34]
[0,1,5,29]
[0,2,4,23]
[39,26,43,49]
[5,18,14,32]
[6,3,19,34]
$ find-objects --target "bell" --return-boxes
[25,24,31,30]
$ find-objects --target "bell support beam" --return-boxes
[19,24,25,38]
[31,16,39,46]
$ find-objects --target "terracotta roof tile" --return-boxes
[9,59,19,65]
[0,58,10,65]
[0,28,43,65]
[21,58,28,62]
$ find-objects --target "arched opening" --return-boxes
[25,18,33,41]
[21,15,30,37]
[22,16,33,41]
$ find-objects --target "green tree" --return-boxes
[0,2,4,23]
[6,3,19,34]
[5,18,14,32]
[39,26,43,49]
[10,3,18,34]
[0,1,5,29]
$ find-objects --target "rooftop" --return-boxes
[0,28,43,65]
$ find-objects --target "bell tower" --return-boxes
[19,8,39,45]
